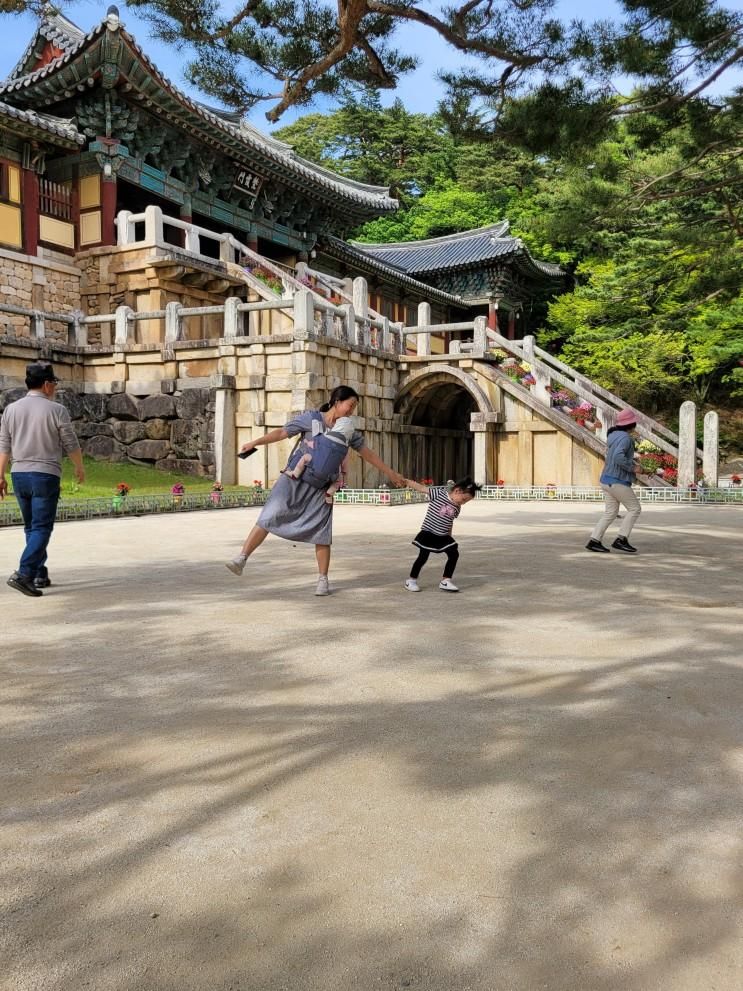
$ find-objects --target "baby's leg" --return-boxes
[286,452,312,479]
[325,481,339,505]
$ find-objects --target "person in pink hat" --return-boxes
[586,408,641,553]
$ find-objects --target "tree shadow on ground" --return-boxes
[1,507,742,990]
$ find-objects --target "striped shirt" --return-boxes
[419,485,460,536]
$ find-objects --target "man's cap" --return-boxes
[26,362,58,384]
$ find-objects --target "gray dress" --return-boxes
[256,411,365,545]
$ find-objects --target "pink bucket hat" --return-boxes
[616,408,637,427]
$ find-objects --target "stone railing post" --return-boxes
[164,301,183,343]
[293,289,315,339]
[523,333,551,406]
[223,296,242,339]
[219,236,235,264]
[417,301,431,356]
[71,309,86,347]
[114,305,135,345]
[380,316,391,352]
[473,316,487,355]
[184,224,200,254]
[677,400,697,488]
[342,303,357,345]
[143,205,163,246]
[116,209,133,246]
[31,310,45,339]
[703,410,719,487]
[353,277,369,347]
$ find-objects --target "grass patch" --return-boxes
[55,457,248,500]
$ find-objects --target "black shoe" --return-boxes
[612,537,637,553]
[586,539,610,553]
[7,571,43,597]
[34,573,51,588]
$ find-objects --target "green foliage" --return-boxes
[355,184,504,242]
[277,98,741,413]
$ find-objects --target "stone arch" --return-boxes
[394,365,495,481]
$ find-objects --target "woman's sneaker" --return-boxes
[315,575,330,596]
[225,555,247,576]
[439,579,459,592]
[612,536,638,553]
[404,578,420,592]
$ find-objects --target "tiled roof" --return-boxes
[353,222,565,279]
[321,236,466,307]
[7,9,85,82]
[0,98,84,145]
[0,10,397,215]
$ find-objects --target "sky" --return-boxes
[0,0,740,133]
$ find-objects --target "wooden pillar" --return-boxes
[101,175,117,246]
[179,201,192,249]
[487,299,498,331]
[507,310,516,340]
[22,169,39,256]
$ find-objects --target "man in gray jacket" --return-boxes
[0,362,85,597]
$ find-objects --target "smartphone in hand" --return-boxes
[238,447,258,460]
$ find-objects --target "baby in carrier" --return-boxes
[284,415,355,503]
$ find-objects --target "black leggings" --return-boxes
[410,546,459,580]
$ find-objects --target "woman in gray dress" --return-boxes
[225,386,405,595]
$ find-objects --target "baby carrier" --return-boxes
[286,412,349,489]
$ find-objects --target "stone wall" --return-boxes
[0,385,216,477]
[0,249,82,341]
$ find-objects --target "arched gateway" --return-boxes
[395,366,497,481]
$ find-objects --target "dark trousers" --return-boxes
[410,546,459,580]
[12,471,61,579]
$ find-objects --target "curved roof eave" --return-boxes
[0,12,398,216]
[0,98,84,146]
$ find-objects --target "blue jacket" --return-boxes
[602,430,636,483]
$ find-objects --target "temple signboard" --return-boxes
[233,166,262,205]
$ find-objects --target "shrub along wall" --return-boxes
[0,386,216,477]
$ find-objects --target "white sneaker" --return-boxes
[225,556,246,576]
[404,578,420,592]
[315,575,330,596]
[439,578,459,592]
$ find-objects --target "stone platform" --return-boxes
[1,502,742,991]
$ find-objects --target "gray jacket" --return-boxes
[603,429,636,483]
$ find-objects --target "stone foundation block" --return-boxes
[112,421,148,444]
[108,393,141,420]
[127,439,171,461]
[140,394,177,420]
[146,418,172,440]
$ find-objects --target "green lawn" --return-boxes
[52,457,248,499]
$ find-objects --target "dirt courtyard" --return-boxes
[2,500,742,991]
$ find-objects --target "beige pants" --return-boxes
[591,483,641,541]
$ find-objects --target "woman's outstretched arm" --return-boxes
[240,428,289,454]
[356,445,405,487]
[402,478,428,493]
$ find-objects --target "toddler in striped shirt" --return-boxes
[402,476,481,592]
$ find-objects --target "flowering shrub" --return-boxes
[488,348,508,365]
[662,467,678,483]
[732,474,742,485]
[496,479,505,487]
[116,482,130,496]
[211,481,223,492]
[249,265,283,294]
[253,479,263,489]
[171,482,185,495]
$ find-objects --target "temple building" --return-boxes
[0,5,565,337]
[0,5,632,494]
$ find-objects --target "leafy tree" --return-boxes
[30,0,731,130]
[274,98,457,201]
